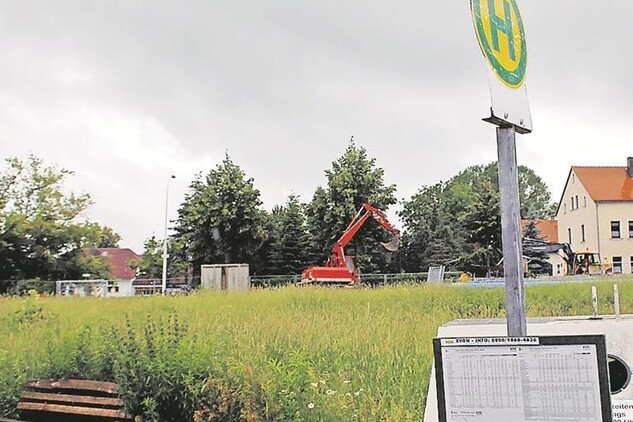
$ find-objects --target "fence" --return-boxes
[250,271,462,289]
[1,272,462,296]
[0,277,196,296]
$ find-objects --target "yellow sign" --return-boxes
[471,0,527,89]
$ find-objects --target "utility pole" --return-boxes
[162,175,176,294]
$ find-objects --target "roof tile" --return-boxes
[573,166,633,201]
[85,248,141,280]
[521,219,558,243]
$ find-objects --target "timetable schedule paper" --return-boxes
[438,338,603,422]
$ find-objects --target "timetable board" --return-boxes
[433,335,612,422]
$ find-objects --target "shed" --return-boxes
[200,264,250,291]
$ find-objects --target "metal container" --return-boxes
[200,264,250,291]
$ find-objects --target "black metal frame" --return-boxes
[432,334,612,422]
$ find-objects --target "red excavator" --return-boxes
[301,203,400,286]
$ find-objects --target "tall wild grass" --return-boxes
[1,278,632,421]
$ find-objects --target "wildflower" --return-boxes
[326,389,336,395]
[343,380,351,384]
[319,379,326,384]
[311,382,319,388]
[308,403,315,409]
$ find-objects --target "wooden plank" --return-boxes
[16,402,132,420]
[20,391,124,407]
[24,379,120,395]
[0,418,21,422]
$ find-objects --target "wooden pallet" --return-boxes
[3,379,133,421]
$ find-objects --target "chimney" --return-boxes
[628,157,633,178]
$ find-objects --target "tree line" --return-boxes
[0,142,556,287]
[0,155,121,290]
[123,140,557,281]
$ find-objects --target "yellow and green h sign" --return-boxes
[471,0,527,88]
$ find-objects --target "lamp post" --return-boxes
[162,175,176,294]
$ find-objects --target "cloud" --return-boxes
[1,0,631,251]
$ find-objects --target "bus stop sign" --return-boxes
[471,0,532,133]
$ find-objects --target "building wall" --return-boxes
[596,202,633,274]
[556,169,633,274]
[556,169,599,252]
[548,252,568,276]
[108,280,134,297]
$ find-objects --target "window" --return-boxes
[583,196,587,207]
[630,256,633,274]
[572,174,575,184]
[611,221,621,239]
[629,221,633,238]
[575,195,579,209]
[581,224,586,242]
[571,196,575,210]
[568,228,572,244]
[613,256,623,274]
[564,203,567,213]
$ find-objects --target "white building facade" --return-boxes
[556,158,633,274]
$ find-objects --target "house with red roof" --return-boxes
[86,248,141,280]
[520,219,569,276]
[555,157,633,274]
[521,219,558,243]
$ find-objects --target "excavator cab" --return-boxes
[574,252,603,275]
[344,256,356,275]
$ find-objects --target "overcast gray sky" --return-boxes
[2,1,632,252]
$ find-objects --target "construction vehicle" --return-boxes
[572,251,612,275]
[301,203,400,286]
[522,238,612,276]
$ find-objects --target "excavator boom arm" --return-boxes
[328,204,400,267]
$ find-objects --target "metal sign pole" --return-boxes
[497,125,527,336]
[471,0,531,337]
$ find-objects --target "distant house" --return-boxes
[521,219,558,243]
[555,157,633,274]
[521,219,568,276]
[86,248,141,280]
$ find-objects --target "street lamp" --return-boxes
[162,175,176,294]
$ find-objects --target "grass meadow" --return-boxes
[1,278,632,421]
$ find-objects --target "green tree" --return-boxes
[131,235,188,280]
[82,222,121,248]
[306,139,398,273]
[478,163,555,219]
[522,220,551,275]
[266,194,310,275]
[522,219,542,240]
[0,155,116,284]
[399,182,466,271]
[305,186,331,266]
[173,154,266,278]
[258,207,280,274]
[462,179,502,271]
[400,162,555,274]
[398,183,443,272]
[133,235,163,278]
[426,222,462,268]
